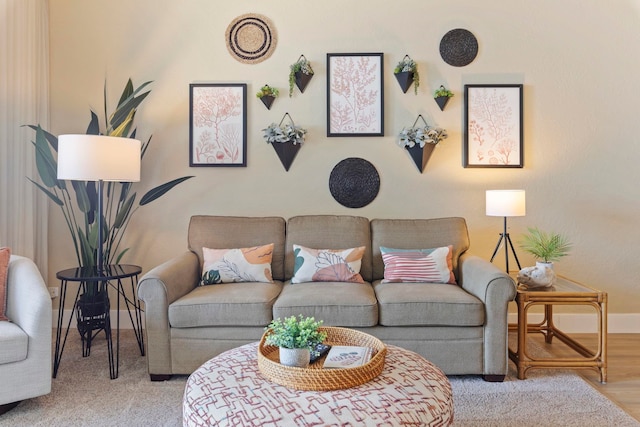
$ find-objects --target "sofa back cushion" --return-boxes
[370,218,470,281]
[188,216,286,281]
[285,215,372,282]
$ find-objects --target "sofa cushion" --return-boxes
[290,245,365,284]
[188,216,286,281]
[169,281,283,327]
[0,321,28,364]
[285,215,372,282]
[381,246,456,284]
[371,218,470,282]
[201,244,274,285]
[373,281,484,327]
[273,282,378,327]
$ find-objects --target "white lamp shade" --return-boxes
[57,134,141,182]
[486,190,526,217]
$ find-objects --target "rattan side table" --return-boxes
[508,275,607,383]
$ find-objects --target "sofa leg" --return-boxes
[0,401,21,415]
[483,374,506,382]
[150,374,172,381]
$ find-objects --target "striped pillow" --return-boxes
[380,246,456,284]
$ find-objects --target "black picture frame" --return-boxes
[189,83,247,167]
[326,53,384,137]
[463,84,523,168]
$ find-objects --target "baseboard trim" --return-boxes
[52,310,639,333]
[52,309,144,330]
[508,312,640,333]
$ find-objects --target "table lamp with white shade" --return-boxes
[57,134,141,272]
[486,189,526,273]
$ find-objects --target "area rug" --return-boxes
[1,331,638,426]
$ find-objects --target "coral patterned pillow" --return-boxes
[291,245,365,284]
[381,245,456,284]
[0,247,11,321]
[201,244,274,285]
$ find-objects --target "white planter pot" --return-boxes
[279,347,310,368]
[517,262,557,288]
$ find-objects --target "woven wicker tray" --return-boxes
[257,326,387,391]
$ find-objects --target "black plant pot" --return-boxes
[406,144,436,173]
[294,71,313,94]
[271,141,302,171]
[260,95,276,110]
[395,71,414,94]
[435,96,450,111]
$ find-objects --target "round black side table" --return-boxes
[53,264,144,379]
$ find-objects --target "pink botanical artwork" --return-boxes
[191,85,245,165]
[467,86,521,166]
[328,54,382,135]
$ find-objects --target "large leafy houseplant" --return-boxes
[28,79,193,269]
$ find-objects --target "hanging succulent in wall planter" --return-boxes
[289,54,314,97]
[262,112,307,171]
[434,85,454,111]
[397,114,448,173]
[394,55,420,95]
[256,84,279,110]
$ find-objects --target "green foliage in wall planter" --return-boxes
[27,79,193,268]
[289,55,314,97]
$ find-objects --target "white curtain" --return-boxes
[0,0,50,278]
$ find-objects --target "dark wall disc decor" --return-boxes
[329,158,380,208]
[439,28,478,67]
[225,13,277,64]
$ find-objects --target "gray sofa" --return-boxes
[138,215,516,382]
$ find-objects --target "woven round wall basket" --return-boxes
[258,327,387,391]
[225,13,277,64]
[439,28,478,67]
[329,157,380,208]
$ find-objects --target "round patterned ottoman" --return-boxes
[183,343,453,426]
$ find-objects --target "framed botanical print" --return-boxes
[189,83,247,166]
[326,53,384,137]
[464,84,523,168]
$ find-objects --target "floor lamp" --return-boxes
[486,190,525,273]
[57,134,141,272]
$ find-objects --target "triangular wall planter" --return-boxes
[395,71,414,94]
[271,142,301,171]
[295,72,313,94]
[405,144,436,173]
[260,95,276,110]
[435,96,450,111]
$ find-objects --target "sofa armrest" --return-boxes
[458,253,516,378]
[6,256,52,345]
[137,250,200,376]
[2,256,52,403]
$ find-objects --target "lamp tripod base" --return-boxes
[489,217,522,273]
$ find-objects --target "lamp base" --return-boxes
[489,216,522,273]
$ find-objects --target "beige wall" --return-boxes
[48,0,640,315]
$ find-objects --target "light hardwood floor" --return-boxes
[524,333,640,422]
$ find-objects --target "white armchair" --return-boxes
[0,255,51,414]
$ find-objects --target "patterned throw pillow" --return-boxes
[201,244,274,285]
[0,247,11,321]
[381,245,456,284]
[291,244,365,284]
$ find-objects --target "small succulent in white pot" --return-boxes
[265,315,327,367]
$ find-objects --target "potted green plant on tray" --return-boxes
[434,85,454,111]
[256,84,279,110]
[289,55,314,97]
[394,55,419,95]
[265,315,327,368]
[397,114,447,173]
